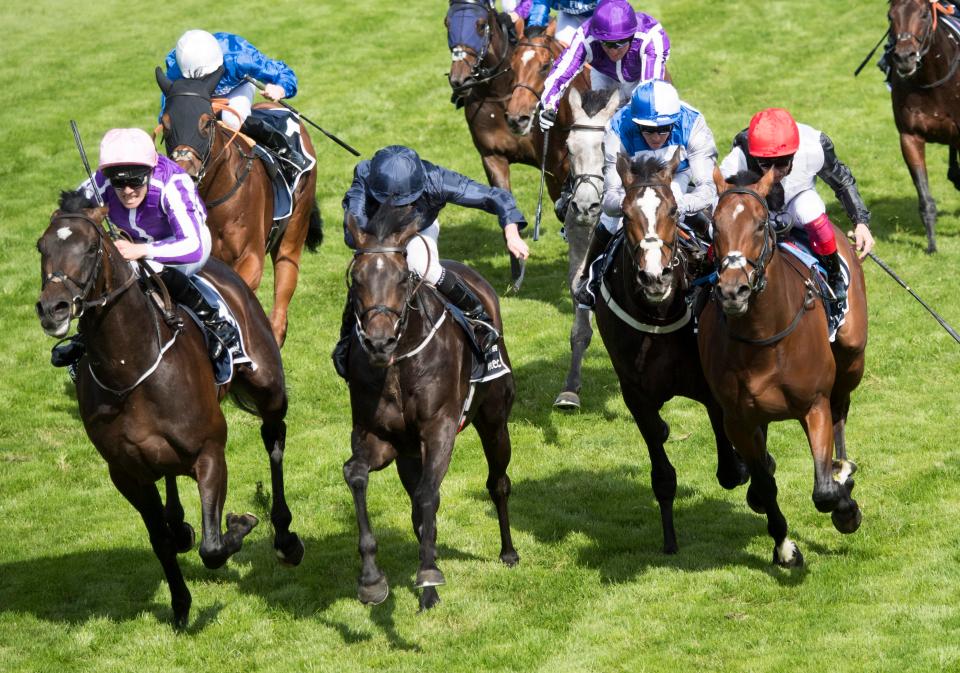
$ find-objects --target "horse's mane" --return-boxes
[580,88,619,117]
[725,170,762,187]
[58,189,98,213]
[369,204,423,243]
[628,155,668,182]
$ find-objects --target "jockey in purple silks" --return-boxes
[500,0,532,22]
[539,0,670,130]
[52,128,235,373]
[527,0,600,45]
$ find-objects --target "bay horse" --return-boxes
[593,154,747,553]
[553,86,621,410]
[887,0,960,253]
[35,191,304,628]
[446,0,569,219]
[342,205,518,611]
[699,169,868,567]
[155,66,322,345]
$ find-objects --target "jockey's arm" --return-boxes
[341,164,370,249]
[718,144,748,181]
[815,132,871,229]
[541,29,588,113]
[135,178,207,265]
[232,34,298,99]
[600,126,627,226]
[676,116,719,216]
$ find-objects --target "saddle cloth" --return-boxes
[248,108,317,221]
[189,276,254,385]
[778,232,850,343]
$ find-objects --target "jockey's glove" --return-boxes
[539,107,557,131]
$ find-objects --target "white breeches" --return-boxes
[776,189,827,228]
[404,220,443,285]
[556,12,588,46]
[220,82,256,130]
[141,225,212,277]
[590,69,641,103]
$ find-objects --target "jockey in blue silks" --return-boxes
[332,145,530,379]
[159,30,309,175]
[575,79,719,308]
[527,0,599,45]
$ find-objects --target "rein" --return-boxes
[893,0,960,88]
[510,38,557,99]
[449,1,513,97]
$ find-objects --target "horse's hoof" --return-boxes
[553,391,581,410]
[171,592,191,630]
[275,533,305,567]
[832,505,862,534]
[175,522,196,554]
[500,549,520,567]
[772,539,803,568]
[358,575,390,605]
[926,244,938,255]
[415,567,446,588]
[419,587,441,612]
[226,512,259,536]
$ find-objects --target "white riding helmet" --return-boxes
[175,30,224,78]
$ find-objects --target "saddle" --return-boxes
[777,231,851,343]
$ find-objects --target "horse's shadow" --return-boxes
[492,466,809,586]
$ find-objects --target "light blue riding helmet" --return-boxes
[630,79,682,127]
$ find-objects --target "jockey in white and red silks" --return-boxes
[719,108,875,301]
[538,0,669,131]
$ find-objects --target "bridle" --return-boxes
[891,0,960,87]
[565,122,607,204]
[714,187,774,297]
[448,0,513,95]
[510,37,557,100]
[623,182,683,277]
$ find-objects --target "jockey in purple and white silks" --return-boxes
[527,0,599,45]
[71,128,235,362]
[539,0,669,129]
[501,0,532,22]
[573,80,717,308]
[159,30,309,175]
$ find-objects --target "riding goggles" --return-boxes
[756,155,794,171]
[639,123,674,136]
[601,38,631,49]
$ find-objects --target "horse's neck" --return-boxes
[919,23,960,86]
[726,253,801,336]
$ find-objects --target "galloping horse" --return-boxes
[35,191,304,627]
[553,86,621,409]
[594,155,747,553]
[700,169,868,567]
[887,0,960,253]
[342,205,518,611]
[156,66,322,345]
[446,1,569,214]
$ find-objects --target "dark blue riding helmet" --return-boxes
[367,145,426,206]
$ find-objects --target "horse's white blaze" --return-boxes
[724,252,747,269]
[56,227,73,240]
[732,203,745,219]
[451,47,468,62]
[375,257,385,271]
[637,188,663,276]
[776,538,798,564]
[520,50,535,65]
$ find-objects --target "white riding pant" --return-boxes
[404,220,443,285]
[590,69,642,104]
[219,82,256,130]
[556,12,588,46]
[775,189,827,228]
[141,225,213,277]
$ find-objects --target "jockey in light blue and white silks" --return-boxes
[528,0,599,45]
[600,80,717,234]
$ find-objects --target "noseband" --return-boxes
[624,182,682,275]
[449,0,512,93]
[715,187,774,296]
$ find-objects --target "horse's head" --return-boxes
[617,150,683,304]
[564,87,620,224]
[155,65,224,177]
[505,26,557,135]
[346,205,425,367]
[711,167,778,317]
[35,191,111,338]
[888,0,938,78]
[446,0,511,97]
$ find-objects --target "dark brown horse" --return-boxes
[887,0,960,253]
[593,154,747,553]
[342,205,518,611]
[35,191,303,627]
[699,169,868,567]
[155,66,322,345]
[446,1,569,210]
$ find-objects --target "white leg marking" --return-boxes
[776,537,797,564]
[833,460,853,484]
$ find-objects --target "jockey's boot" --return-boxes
[819,251,847,302]
[438,269,500,353]
[159,267,237,361]
[241,116,310,182]
[331,295,353,380]
[574,223,614,308]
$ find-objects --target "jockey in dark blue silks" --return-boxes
[332,145,530,379]
[159,30,309,178]
[528,0,599,45]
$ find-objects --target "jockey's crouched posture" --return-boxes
[575,79,718,307]
[719,108,875,299]
[51,128,235,372]
[160,29,308,181]
[332,145,530,379]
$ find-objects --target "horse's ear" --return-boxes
[513,15,525,39]
[603,88,622,119]
[203,66,225,98]
[662,146,683,178]
[394,209,422,248]
[84,205,109,224]
[712,166,729,194]
[156,66,173,95]
[345,212,368,249]
[616,153,635,188]
[753,165,778,198]
[568,87,583,118]
[545,19,557,37]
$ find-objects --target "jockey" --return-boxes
[160,29,309,178]
[51,128,235,372]
[574,79,717,307]
[539,0,669,130]
[332,145,530,379]
[719,108,875,300]
[527,0,600,46]
[500,0,532,23]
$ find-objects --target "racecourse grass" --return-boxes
[3,0,960,671]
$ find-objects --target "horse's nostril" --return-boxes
[736,284,751,298]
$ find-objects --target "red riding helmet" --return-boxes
[747,108,800,158]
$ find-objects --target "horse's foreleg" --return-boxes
[344,436,389,605]
[472,394,520,567]
[260,417,304,565]
[195,449,258,570]
[555,216,595,408]
[396,454,439,609]
[234,250,265,292]
[481,155,511,192]
[413,424,457,610]
[268,234,307,347]
[705,402,748,490]
[164,476,195,553]
[110,466,191,628]
[803,397,861,535]
[900,133,938,253]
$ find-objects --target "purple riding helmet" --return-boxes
[590,0,639,41]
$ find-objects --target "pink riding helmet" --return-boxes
[590,0,639,42]
[99,128,159,170]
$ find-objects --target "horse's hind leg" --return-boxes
[396,454,439,611]
[900,133,938,253]
[195,449,258,570]
[110,467,191,628]
[164,476,195,553]
[269,231,307,347]
[260,416,304,565]
[804,398,861,535]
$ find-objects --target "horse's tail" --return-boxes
[306,199,323,252]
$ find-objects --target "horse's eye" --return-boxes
[539,63,551,74]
